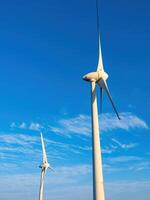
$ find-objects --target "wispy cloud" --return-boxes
[0,164,92,200]
[58,115,91,136]
[106,156,141,163]
[49,112,148,136]
[101,112,148,131]
[0,134,41,162]
[0,134,39,145]
[1,168,150,200]
[19,122,27,129]
[0,132,91,164]
[56,164,92,177]
[104,157,150,173]
[29,122,43,131]
[10,122,43,131]
[112,138,138,150]
[129,161,150,171]
[10,122,16,128]
[10,112,148,136]
[106,181,150,200]
[102,147,114,154]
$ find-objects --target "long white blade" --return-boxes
[103,80,120,120]
[48,166,54,172]
[97,33,104,71]
[100,87,103,113]
[98,79,120,120]
[41,133,48,163]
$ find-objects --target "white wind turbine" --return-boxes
[39,132,53,200]
[83,0,120,200]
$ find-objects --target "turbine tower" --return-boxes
[83,0,120,200]
[39,132,53,200]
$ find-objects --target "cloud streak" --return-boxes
[106,181,150,200]
[1,168,150,200]
[0,164,92,200]
[10,122,43,131]
[0,134,39,145]
[112,138,138,150]
[106,156,141,163]
[49,112,148,136]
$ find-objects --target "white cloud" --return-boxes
[10,122,16,128]
[55,164,92,177]
[0,132,92,163]
[1,169,150,200]
[102,147,114,154]
[0,134,39,145]
[75,145,92,151]
[101,112,148,131]
[0,164,92,200]
[103,158,150,173]
[106,181,150,200]
[107,156,141,163]
[48,126,66,135]
[10,122,43,131]
[49,112,148,136]
[0,134,41,163]
[29,122,43,131]
[112,138,138,149]
[129,161,150,171]
[19,122,27,129]
[10,112,148,136]
[59,114,91,136]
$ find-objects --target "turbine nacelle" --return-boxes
[39,162,50,170]
[83,70,108,82]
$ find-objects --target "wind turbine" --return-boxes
[83,0,120,200]
[39,132,53,200]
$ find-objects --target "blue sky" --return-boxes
[0,0,150,199]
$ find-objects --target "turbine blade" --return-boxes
[48,166,54,172]
[41,133,48,163]
[44,168,47,175]
[97,80,103,113]
[100,87,103,113]
[97,33,104,71]
[103,80,120,120]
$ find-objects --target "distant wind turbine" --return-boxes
[39,132,53,200]
[83,0,120,200]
